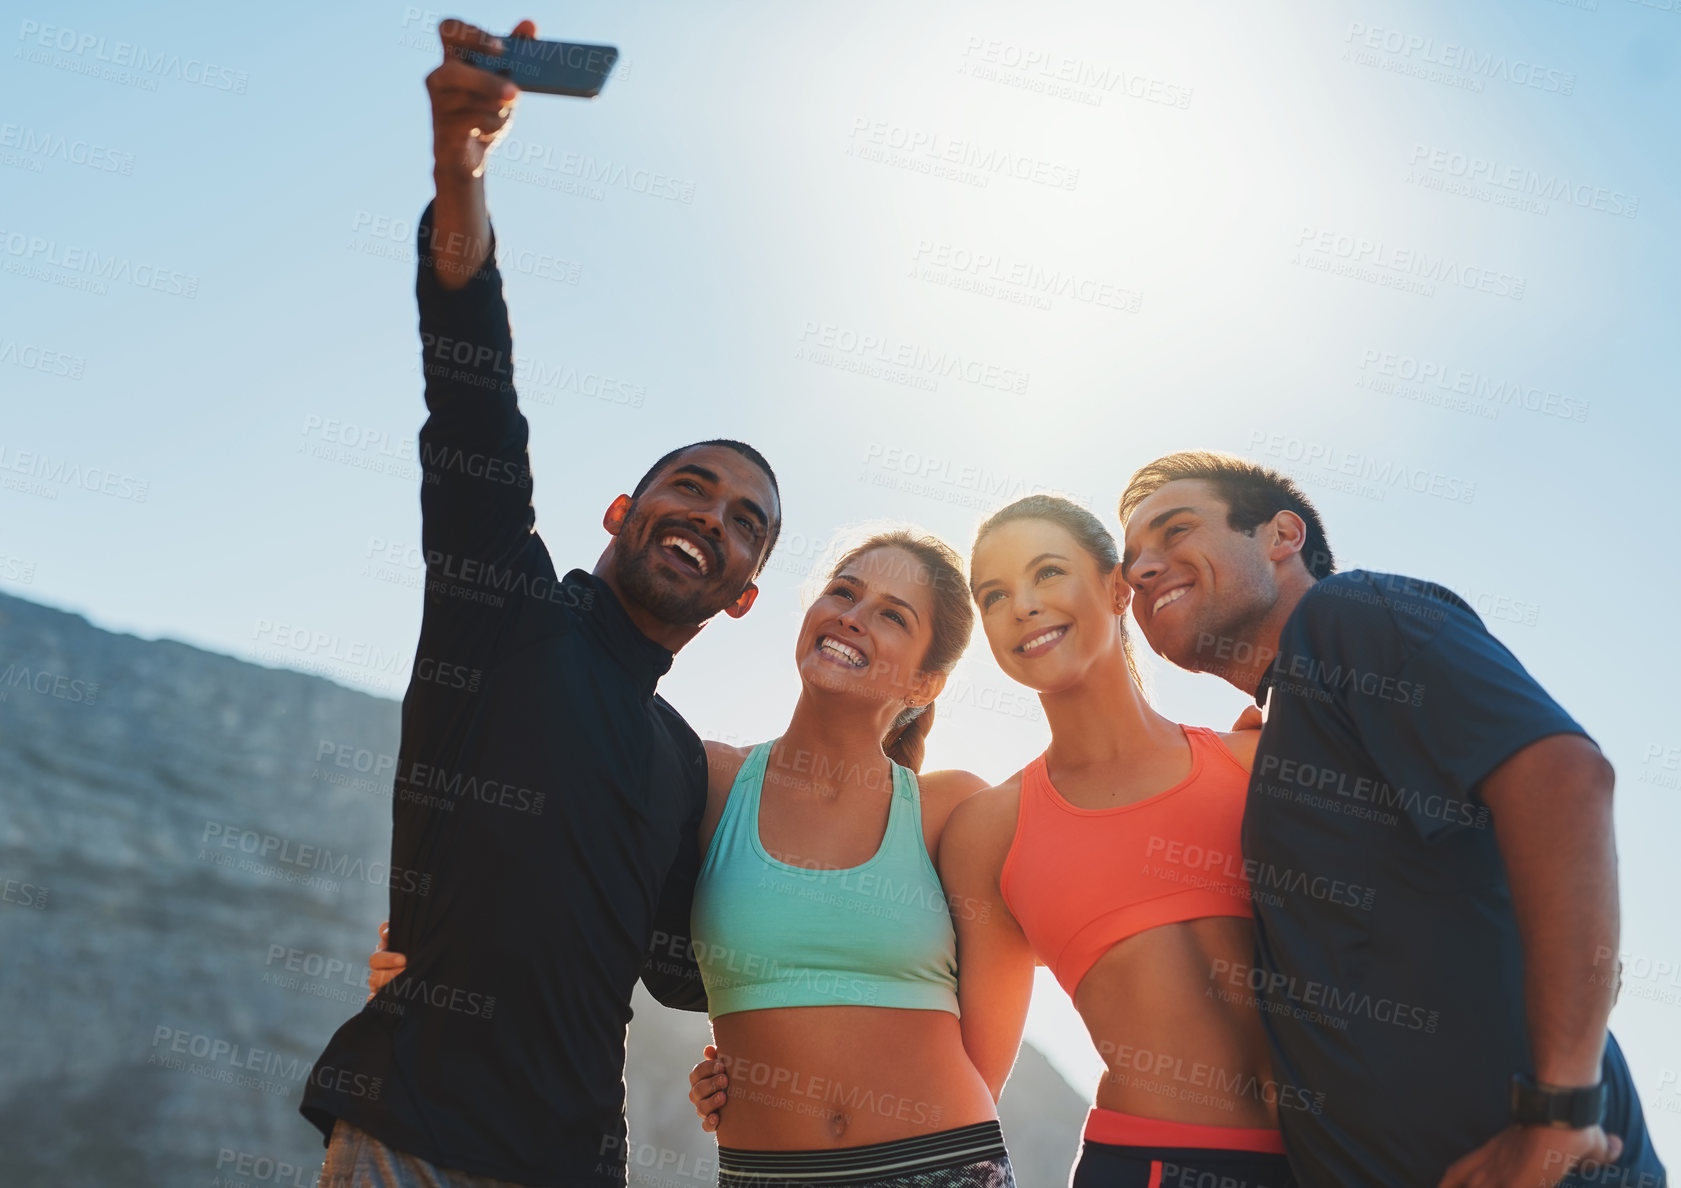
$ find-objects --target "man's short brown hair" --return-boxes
[1118,451,1335,579]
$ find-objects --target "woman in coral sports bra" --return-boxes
[943,495,1297,1188]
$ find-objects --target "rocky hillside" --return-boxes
[0,590,1084,1187]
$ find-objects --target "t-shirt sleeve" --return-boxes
[1303,577,1590,842]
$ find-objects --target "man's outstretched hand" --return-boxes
[424,17,534,286]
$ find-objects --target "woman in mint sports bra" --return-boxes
[684,529,1019,1187]
[371,528,1024,1187]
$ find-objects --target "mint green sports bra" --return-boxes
[691,740,959,1020]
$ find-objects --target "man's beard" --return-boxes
[614,510,739,627]
[1172,595,1271,678]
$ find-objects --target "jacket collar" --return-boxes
[566,570,675,697]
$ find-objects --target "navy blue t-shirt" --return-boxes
[1241,571,1665,1188]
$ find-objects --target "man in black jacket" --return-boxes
[300,18,781,1186]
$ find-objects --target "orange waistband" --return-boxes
[1082,1107,1287,1154]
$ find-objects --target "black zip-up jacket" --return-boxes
[300,202,709,1186]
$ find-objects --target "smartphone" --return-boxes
[461,36,618,98]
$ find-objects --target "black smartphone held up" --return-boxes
[461,36,618,98]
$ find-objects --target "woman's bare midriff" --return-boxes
[711,1005,997,1150]
[1076,916,1281,1130]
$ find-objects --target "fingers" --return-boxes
[510,19,538,40]
[429,62,517,111]
[687,1072,726,1104]
[367,951,406,996]
[688,1046,728,1129]
[1586,1130,1622,1167]
[377,921,389,952]
[1231,706,1264,731]
[439,18,503,59]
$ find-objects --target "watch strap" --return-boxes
[1510,1073,1607,1128]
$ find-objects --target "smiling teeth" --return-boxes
[661,535,708,575]
[1153,587,1189,614]
[1020,626,1066,653]
[818,636,867,668]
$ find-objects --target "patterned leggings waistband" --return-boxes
[718,1121,1008,1185]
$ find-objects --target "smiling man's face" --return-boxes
[1121,478,1282,675]
[609,445,778,628]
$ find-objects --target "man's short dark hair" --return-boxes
[630,440,782,572]
[1118,451,1335,580]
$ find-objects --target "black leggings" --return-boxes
[1070,1139,1298,1188]
[718,1121,1014,1188]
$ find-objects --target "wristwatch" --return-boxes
[1510,1073,1607,1128]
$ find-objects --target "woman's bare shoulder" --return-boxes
[941,771,1025,840]
[705,739,760,788]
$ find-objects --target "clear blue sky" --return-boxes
[5,0,1679,1146]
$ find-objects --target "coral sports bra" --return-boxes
[1000,725,1255,998]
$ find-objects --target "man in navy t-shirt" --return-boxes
[1118,450,1665,1188]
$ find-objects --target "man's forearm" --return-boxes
[429,170,493,290]
[1485,735,1619,1086]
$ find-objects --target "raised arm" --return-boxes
[938,785,1036,1102]
[416,19,541,572]
[426,19,520,290]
